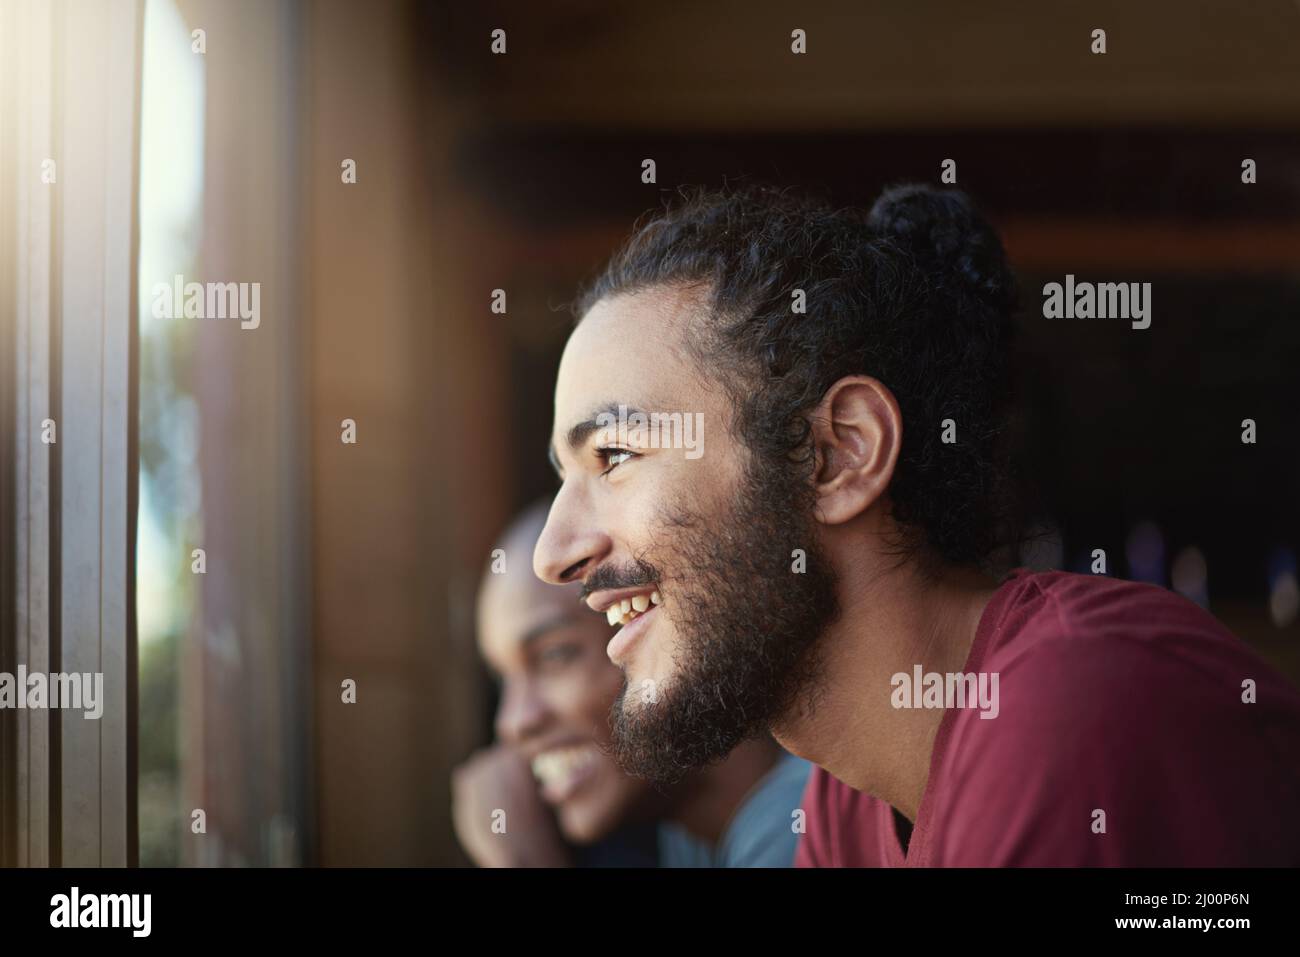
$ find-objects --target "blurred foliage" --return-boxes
[138,630,180,867]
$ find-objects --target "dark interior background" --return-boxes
[413,1,1300,721]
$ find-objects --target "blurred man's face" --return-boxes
[478,557,658,843]
[536,285,836,783]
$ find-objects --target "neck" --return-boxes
[774,548,997,823]
[670,737,780,845]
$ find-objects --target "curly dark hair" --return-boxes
[574,182,1021,569]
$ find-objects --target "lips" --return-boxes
[605,603,659,665]
[586,587,663,665]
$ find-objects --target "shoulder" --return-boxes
[985,570,1238,663]
[978,570,1289,708]
[657,823,713,868]
[931,573,1300,863]
[959,571,1289,759]
[717,754,811,867]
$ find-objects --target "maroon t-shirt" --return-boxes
[794,569,1300,867]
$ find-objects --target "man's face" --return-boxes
[535,285,838,783]
[478,546,662,843]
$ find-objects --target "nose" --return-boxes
[533,483,610,585]
[495,676,549,745]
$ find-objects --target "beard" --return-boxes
[600,455,840,785]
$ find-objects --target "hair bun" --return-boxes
[867,184,1017,313]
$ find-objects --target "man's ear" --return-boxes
[809,376,902,526]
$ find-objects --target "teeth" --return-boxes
[531,746,595,787]
[602,592,661,627]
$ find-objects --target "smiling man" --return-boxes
[534,182,1300,866]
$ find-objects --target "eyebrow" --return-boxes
[549,402,647,478]
[483,610,587,683]
[517,612,585,649]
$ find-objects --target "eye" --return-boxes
[595,446,637,475]
[538,644,580,668]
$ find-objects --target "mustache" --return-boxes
[577,558,660,602]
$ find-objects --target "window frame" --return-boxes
[1,0,142,868]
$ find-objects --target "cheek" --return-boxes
[549,656,625,729]
[640,450,739,538]
[607,486,666,555]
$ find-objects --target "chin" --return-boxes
[625,667,676,713]
[557,794,621,845]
